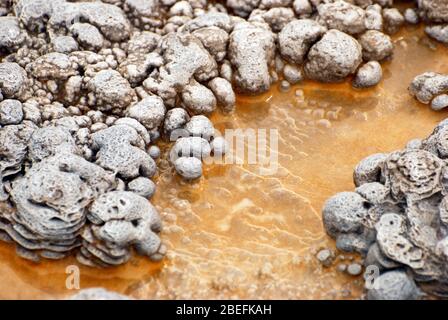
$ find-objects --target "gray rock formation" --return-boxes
[323,119,448,298]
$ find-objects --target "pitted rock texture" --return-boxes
[91,124,157,180]
[409,72,448,111]
[425,25,448,45]
[304,29,362,83]
[317,1,366,35]
[353,61,383,88]
[358,30,393,62]
[0,0,443,270]
[0,16,25,50]
[418,0,448,23]
[278,19,327,65]
[87,70,135,113]
[322,119,448,299]
[228,22,275,94]
[79,191,165,267]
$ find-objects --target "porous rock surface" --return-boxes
[418,0,448,43]
[409,72,448,111]
[322,119,448,299]
[0,0,444,272]
[304,29,362,83]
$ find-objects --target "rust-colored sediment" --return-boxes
[0,26,447,300]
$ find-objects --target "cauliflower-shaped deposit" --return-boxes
[51,36,79,54]
[80,191,165,266]
[70,23,104,51]
[87,70,135,113]
[163,108,190,139]
[124,0,163,30]
[358,30,394,62]
[305,29,362,83]
[6,152,115,261]
[1,114,163,266]
[143,32,218,103]
[0,16,25,50]
[0,0,430,271]
[278,19,327,65]
[126,96,166,130]
[28,52,78,81]
[367,270,422,300]
[91,124,156,179]
[418,0,448,23]
[226,0,261,17]
[317,1,366,35]
[383,8,404,35]
[28,126,79,162]
[0,62,28,99]
[322,119,448,299]
[181,79,217,115]
[208,77,236,112]
[229,22,275,94]
[409,72,448,110]
[50,1,131,42]
[192,26,229,62]
[0,122,36,200]
[118,31,161,86]
[0,100,23,125]
[425,25,448,45]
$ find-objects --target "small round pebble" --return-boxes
[280,80,291,92]
[404,8,419,25]
[316,248,334,267]
[174,156,203,180]
[352,61,383,89]
[347,263,363,276]
[184,115,215,140]
[163,108,190,139]
[283,65,303,85]
[148,145,161,159]
[127,177,156,199]
[431,94,448,111]
[0,99,23,125]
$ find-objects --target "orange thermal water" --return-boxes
[0,25,447,300]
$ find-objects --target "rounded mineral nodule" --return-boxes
[174,157,203,180]
[367,271,421,300]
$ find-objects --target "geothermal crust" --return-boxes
[323,119,448,299]
[0,0,445,275]
[410,72,448,111]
